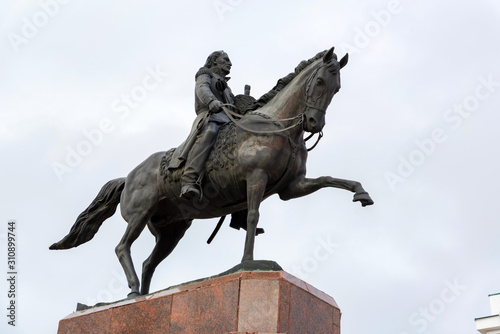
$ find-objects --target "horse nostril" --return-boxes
[309,117,317,127]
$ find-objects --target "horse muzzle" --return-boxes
[303,108,325,133]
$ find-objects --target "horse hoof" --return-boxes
[353,192,374,207]
[127,292,141,299]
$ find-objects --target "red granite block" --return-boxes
[169,276,240,333]
[289,284,334,334]
[58,309,112,334]
[169,289,199,333]
[238,278,280,332]
[334,307,342,325]
[194,278,240,333]
[110,295,172,333]
[278,280,291,333]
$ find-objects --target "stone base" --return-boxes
[57,270,341,334]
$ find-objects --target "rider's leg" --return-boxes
[180,122,220,198]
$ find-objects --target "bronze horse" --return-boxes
[50,48,374,297]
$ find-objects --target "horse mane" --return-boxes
[256,50,328,106]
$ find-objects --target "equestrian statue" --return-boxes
[50,47,374,298]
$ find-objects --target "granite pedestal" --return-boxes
[57,270,341,334]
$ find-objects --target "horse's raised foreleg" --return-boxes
[242,169,269,262]
[140,219,192,295]
[279,175,374,206]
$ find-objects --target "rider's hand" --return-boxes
[208,100,223,114]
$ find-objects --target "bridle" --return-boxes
[304,66,329,115]
[220,63,336,151]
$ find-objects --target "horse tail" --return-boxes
[49,178,126,250]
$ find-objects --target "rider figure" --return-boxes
[179,50,234,199]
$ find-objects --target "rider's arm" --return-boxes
[195,74,220,108]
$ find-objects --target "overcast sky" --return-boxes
[1,0,500,333]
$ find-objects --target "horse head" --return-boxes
[303,47,348,133]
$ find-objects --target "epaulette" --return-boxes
[195,67,213,80]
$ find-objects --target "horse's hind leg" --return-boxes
[115,211,151,298]
[116,183,157,297]
[141,219,192,295]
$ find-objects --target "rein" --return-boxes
[304,131,323,151]
[221,105,304,134]
[221,105,323,151]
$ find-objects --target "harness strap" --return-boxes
[304,133,314,142]
[221,105,304,135]
[306,131,323,151]
[305,102,327,114]
[223,104,303,122]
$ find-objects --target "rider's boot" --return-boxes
[180,123,219,200]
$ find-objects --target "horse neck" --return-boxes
[259,61,320,138]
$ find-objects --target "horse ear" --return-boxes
[339,53,349,69]
[323,47,335,63]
